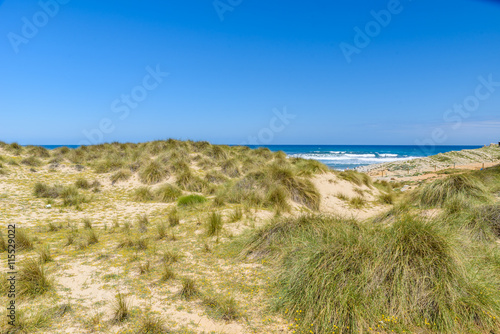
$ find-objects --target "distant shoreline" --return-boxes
[356,144,500,175]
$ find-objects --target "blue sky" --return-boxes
[0,0,499,145]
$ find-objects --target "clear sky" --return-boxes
[0,0,499,145]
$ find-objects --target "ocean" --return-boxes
[40,144,482,171]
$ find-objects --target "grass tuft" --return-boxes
[177,194,207,206]
[413,174,490,208]
[112,293,129,323]
[206,212,223,237]
[18,258,52,297]
[179,278,199,300]
[139,160,168,184]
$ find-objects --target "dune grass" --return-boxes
[180,278,199,300]
[111,169,132,183]
[139,160,168,184]
[133,187,154,202]
[338,170,373,187]
[206,212,223,237]
[241,214,500,333]
[15,229,34,251]
[413,174,490,208]
[112,293,129,323]
[18,258,52,297]
[21,156,43,167]
[154,184,182,202]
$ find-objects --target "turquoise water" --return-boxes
[40,144,481,170]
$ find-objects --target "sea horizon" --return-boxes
[33,144,483,170]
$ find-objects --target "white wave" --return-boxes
[344,153,376,158]
[290,153,418,164]
[378,153,399,157]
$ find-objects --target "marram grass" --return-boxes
[242,214,500,334]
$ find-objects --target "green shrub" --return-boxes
[177,194,207,206]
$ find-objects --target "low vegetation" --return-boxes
[1,141,498,333]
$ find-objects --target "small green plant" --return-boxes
[336,193,349,201]
[177,194,207,206]
[162,250,180,265]
[136,237,149,250]
[137,312,167,334]
[154,184,182,202]
[15,229,34,251]
[413,174,490,208]
[202,294,240,321]
[349,196,366,209]
[168,208,180,227]
[18,258,52,297]
[378,192,395,205]
[86,230,99,245]
[136,214,149,232]
[65,233,75,246]
[82,218,93,229]
[156,222,167,239]
[230,207,243,222]
[180,278,199,300]
[75,178,91,189]
[138,261,151,275]
[112,293,129,323]
[206,212,223,237]
[37,246,52,264]
[0,232,6,252]
[161,264,175,281]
